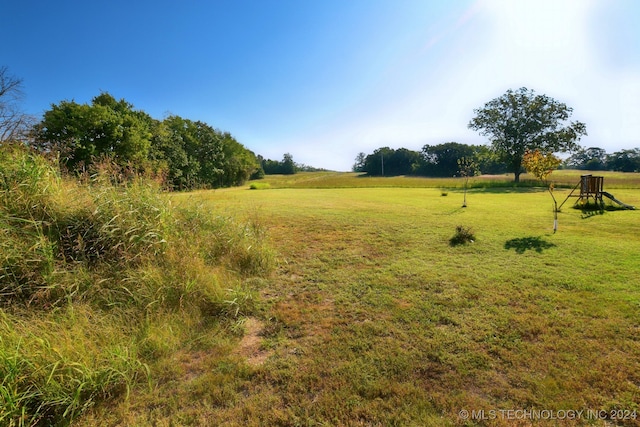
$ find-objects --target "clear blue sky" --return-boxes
[2,0,639,171]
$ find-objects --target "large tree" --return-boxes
[468,87,587,182]
[33,92,152,170]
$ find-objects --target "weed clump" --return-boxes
[450,225,475,246]
[0,145,274,425]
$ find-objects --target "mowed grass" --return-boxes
[84,178,640,426]
[80,178,640,426]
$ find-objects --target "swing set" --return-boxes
[558,174,636,210]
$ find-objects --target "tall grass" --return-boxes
[0,145,274,425]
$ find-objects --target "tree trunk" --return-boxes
[514,171,521,183]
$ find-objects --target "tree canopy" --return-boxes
[33,93,153,170]
[469,87,587,182]
[33,92,259,189]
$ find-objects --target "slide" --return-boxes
[602,192,636,210]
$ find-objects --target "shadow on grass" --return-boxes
[573,203,630,219]
[504,236,556,254]
[579,208,604,219]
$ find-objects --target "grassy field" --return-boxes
[74,172,640,426]
[0,147,274,427]
[245,170,640,190]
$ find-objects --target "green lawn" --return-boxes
[81,176,640,426]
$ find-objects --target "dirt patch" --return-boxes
[235,317,269,366]
[176,350,208,381]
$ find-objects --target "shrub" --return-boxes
[450,225,475,246]
[249,182,270,190]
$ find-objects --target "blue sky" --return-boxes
[2,0,639,171]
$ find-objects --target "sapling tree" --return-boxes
[522,149,562,232]
[457,156,479,208]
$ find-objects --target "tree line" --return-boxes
[355,87,639,178]
[353,143,506,177]
[354,144,640,177]
[1,67,265,190]
[33,93,261,190]
[4,66,640,183]
[563,147,640,172]
[255,153,329,176]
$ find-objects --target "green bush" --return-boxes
[449,225,475,246]
[249,182,270,190]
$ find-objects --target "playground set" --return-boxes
[559,174,636,210]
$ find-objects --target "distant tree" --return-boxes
[420,142,476,177]
[250,156,266,179]
[220,133,260,185]
[0,66,35,142]
[261,158,279,174]
[363,147,391,176]
[606,148,640,172]
[260,153,298,175]
[353,152,366,172]
[362,147,421,176]
[152,115,202,188]
[296,163,329,172]
[281,153,296,175]
[148,117,188,188]
[474,145,508,175]
[387,148,421,176]
[523,149,562,232]
[564,147,607,170]
[469,87,587,182]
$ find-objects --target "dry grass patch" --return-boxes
[234,317,270,366]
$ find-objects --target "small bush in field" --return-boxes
[450,225,475,246]
[249,182,270,190]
